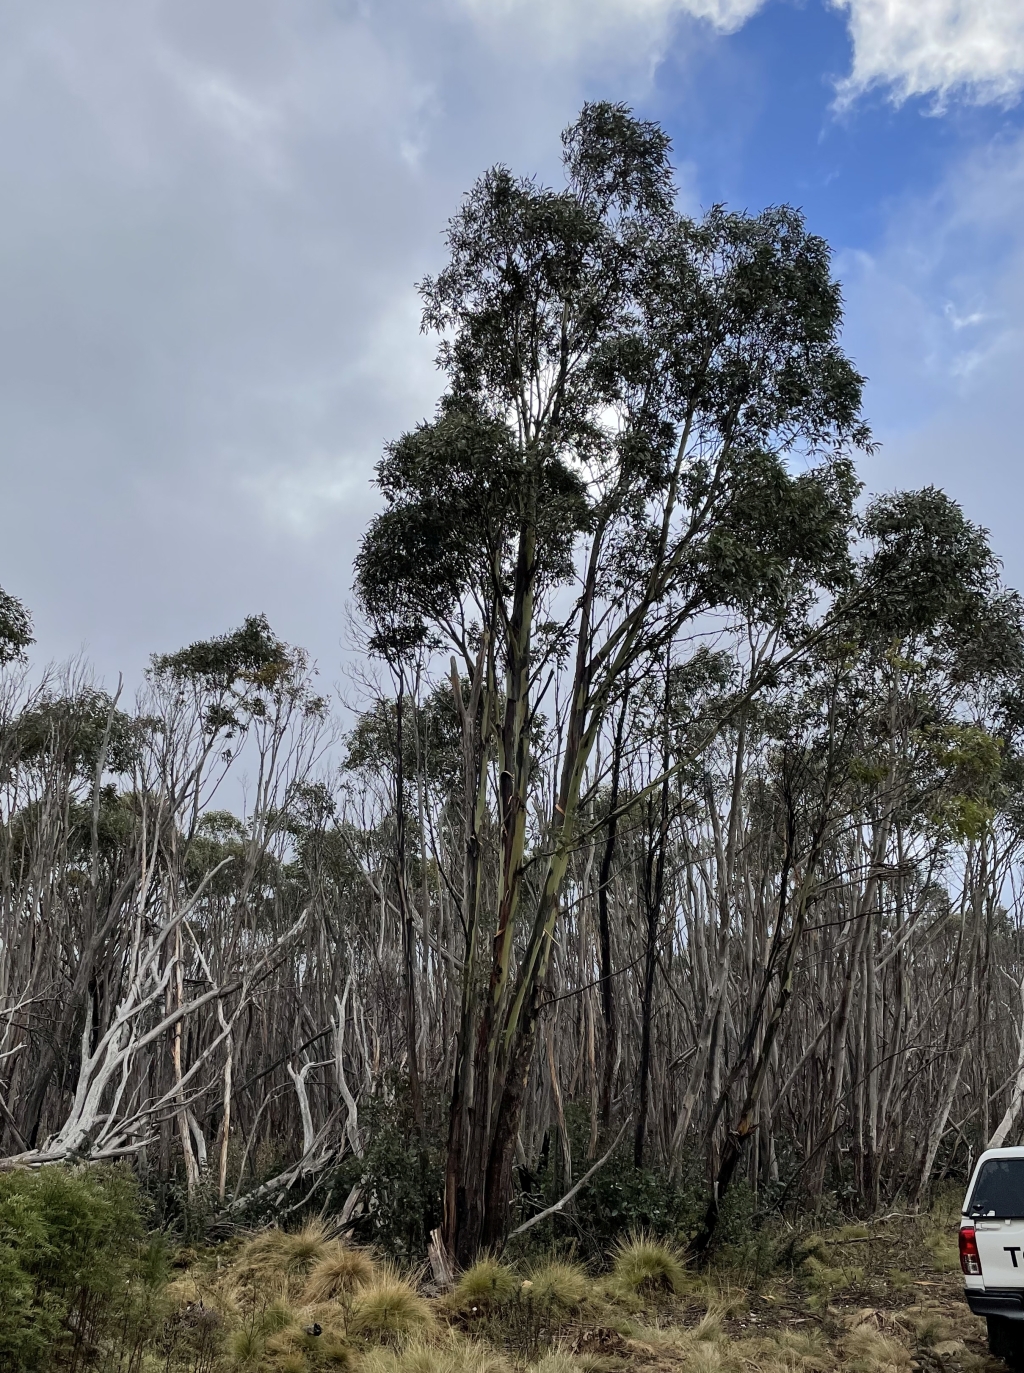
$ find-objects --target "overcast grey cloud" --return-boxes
[2,0,1023,696]
[0,0,605,684]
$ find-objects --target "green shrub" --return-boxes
[802,1254,864,1295]
[0,1163,155,1373]
[704,1181,781,1284]
[510,1113,705,1259]
[324,1081,445,1263]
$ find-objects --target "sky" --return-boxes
[1,0,1023,693]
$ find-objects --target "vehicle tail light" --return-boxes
[960,1226,982,1275]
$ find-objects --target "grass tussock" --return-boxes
[761,1328,832,1373]
[903,1304,953,1349]
[451,1259,521,1314]
[359,1334,512,1373]
[649,1307,726,1349]
[262,1299,299,1335]
[305,1247,377,1303]
[634,1311,840,1373]
[636,1316,736,1373]
[164,1224,374,1373]
[228,1326,266,1369]
[349,1271,435,1344]
[227,1225,377,1319]
[244,1222,335,1279]
[610,1231,687,1297]
[840,1321,913,1373]
[264,1306,352,1370]
[151,1198,982,1373]
[523,1260,589,1311]
[531,1353,585,1373]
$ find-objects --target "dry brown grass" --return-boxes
[249,1223,333,1275]
[356,1334,512,1373]
[839,1320,913,1373]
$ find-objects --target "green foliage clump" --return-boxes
[789,1228,871,1309]
[834,1224,870,1242]
[151,613,293,692]
[923,1231,958,1273]
[570,1164,704,1253]
[0,1164,157,1373]
[513,1113,705,1259]
[329,1081,445,1263]
[13,687,138,778]
[0,584,33,664]
[701,1181,780,1284]
[801,1254,864,1304]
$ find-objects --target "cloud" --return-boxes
[450,0,764,58]
[453,0,1024,107]
[0,0,598,683]
[1,0,1022,700]
[832,0,1024,106]
[839,130,1024,585]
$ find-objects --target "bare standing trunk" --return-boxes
[597,693,628,1133]
[989,969,1024,1148]
[173,926,202,1199]
[394,675,423,1132]
[635,706,671,1168]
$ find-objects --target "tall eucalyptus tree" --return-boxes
[356,102,870,1260]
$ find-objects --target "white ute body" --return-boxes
[961,1146,1024,1363]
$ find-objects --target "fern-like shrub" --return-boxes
[0,1164,157,1373]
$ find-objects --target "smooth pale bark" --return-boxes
[989,971,1024,1149]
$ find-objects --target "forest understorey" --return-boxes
[164,1203,997,1373]
[0,1164,995,1373]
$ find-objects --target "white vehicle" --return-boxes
[961,1147,1024,1365]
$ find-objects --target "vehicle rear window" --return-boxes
[968,1159,1024,1217]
